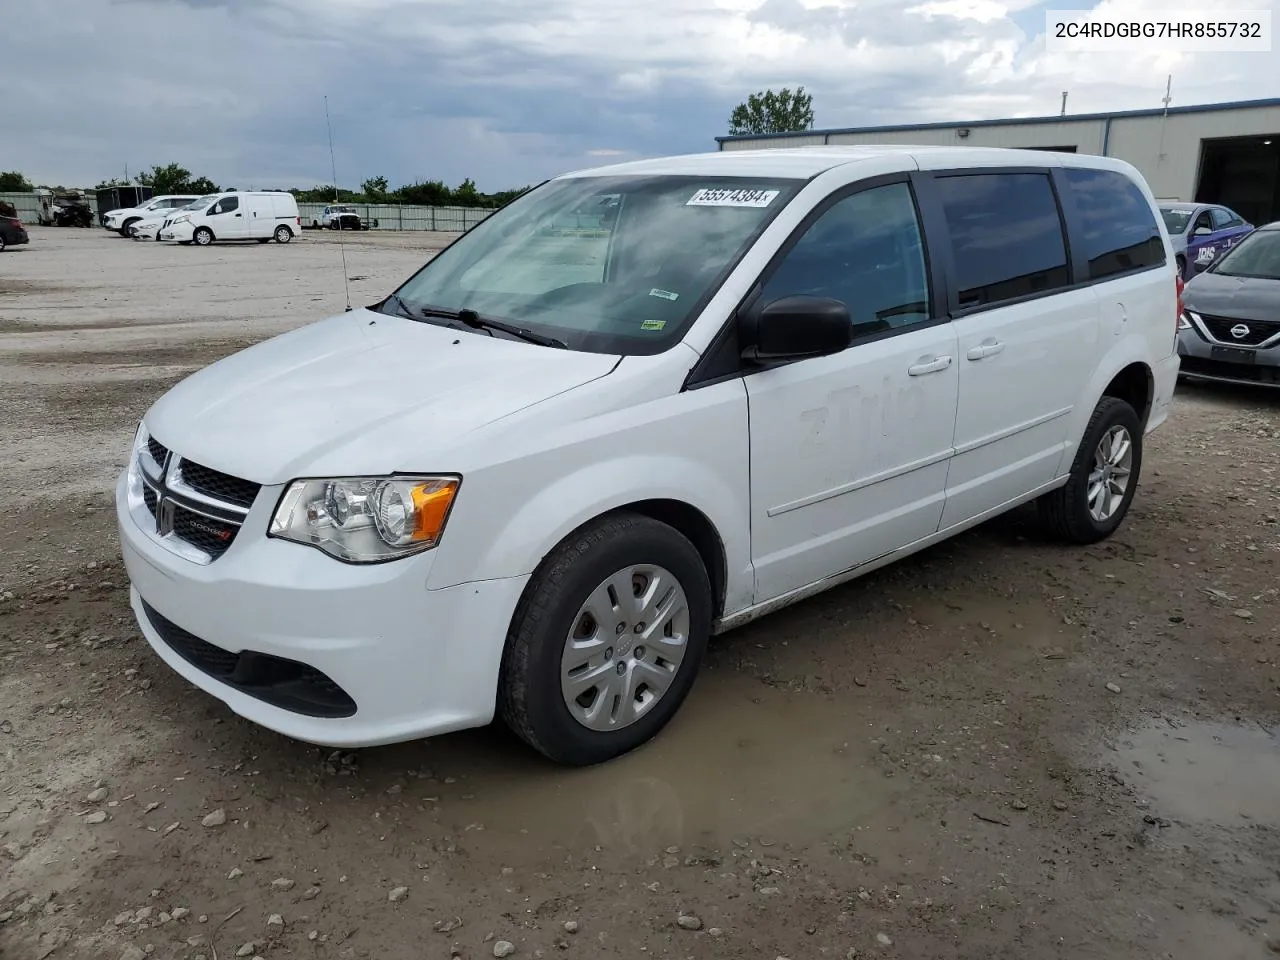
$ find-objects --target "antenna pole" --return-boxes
[1060,91,1068,116]
[325,95,353,313]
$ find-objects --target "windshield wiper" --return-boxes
[419,306,568,349]
[382,292,418,319]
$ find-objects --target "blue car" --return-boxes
[1160,203,1254,279]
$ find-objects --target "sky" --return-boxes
[4,0,1277,193]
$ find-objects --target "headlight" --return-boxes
[269,476,460,563]
[1179,309,1198,331]
[171,214,191,225]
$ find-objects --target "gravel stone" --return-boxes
[87,788,108,803]
[389,886,409,903]
[201,809,227,828]
[1105,682,1122,694]
[84,811,108,824]
[677,914,703,931]
[493,941,516,958]
[270,878,295,891]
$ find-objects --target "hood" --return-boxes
[145,308,620,484]
[1183,270,1280,324]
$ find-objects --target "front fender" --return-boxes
[425,381,753,616]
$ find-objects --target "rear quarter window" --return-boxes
[1061,168,1165,281]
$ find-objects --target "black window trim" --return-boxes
[684,171,949,391]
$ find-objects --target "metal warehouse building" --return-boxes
[716,97,1280,226]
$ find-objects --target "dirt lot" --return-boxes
[1,227,1278,960]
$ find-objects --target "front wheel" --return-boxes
[1038,396,1143,544]
[499,513,712,766]
[273,225,293,244]
[192,227,214,246]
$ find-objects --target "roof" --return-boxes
[559,144,1133,180]
[716,96,1280,144]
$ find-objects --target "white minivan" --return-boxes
[158,191,301,245]
[118,146,1180,765]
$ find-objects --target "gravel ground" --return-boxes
[1,228,1278,960]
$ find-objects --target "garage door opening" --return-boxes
[1195,135,1280,226]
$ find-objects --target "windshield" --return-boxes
[183,195,219,211]
[333,205,355,213]
[389,175,801,354]
[1209,229,1280,279]
[1160,208,1194,234]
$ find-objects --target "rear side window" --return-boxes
[934,173,1069,309]
[1061,168,1165,281]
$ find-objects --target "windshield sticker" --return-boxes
[686,188,779,208]
[649,288,679,301]
[640,319,667,331]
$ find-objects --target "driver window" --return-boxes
[1193,211,1213,233]
[1210,208,1235,229]
[757,182,930,338]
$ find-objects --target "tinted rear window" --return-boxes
[1063,168,1165,280]
[934,173,1069,309]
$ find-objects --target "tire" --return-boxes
[1037,396,1143,544]
[192,227,214,247]
[273,225,293,244]
[499,513,713,766]
[120,218,140,237]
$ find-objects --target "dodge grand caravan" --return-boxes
[118,146,1181,765]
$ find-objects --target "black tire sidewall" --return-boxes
[511,520,712,765]
[1067,399,1143,539]
[274,226,292,243]
[194,228,213,246]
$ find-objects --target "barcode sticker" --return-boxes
[686,188,779,208]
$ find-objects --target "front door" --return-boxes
[746,179,959,603]
[207,196,248,239]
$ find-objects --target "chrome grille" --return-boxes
[1199,314,1280,348]
[132,437,257,564]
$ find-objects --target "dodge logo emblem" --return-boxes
[1230,324,1250,339]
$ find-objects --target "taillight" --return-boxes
[296,216,301,226]
[1175,274,1184,332]
[14,220,23,229]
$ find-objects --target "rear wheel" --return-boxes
[499,513,712,766]
[273,225,293,244]
[192,227,214,246]
[1038,396,1142,544]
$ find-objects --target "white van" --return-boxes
[118,146,1180,765]
[158,192,300,245]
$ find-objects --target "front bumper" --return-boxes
[1177,326,1280,388]
[158,223,193,242]
[115,470,529,747]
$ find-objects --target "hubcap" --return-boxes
[560,564,690,732]
[1087,424,1133,522]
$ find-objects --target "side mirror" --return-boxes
[1193,226,1213,237]
[739,295,852,363]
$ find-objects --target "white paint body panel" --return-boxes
[116,145,1179,748]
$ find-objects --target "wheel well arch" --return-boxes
[522,498,730,621]
[1101,362,1154,428]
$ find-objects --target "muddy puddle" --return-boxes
[1110,718,1280,826]
[356,669,899,861]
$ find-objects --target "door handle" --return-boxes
[235,213,242,217]
[966,339,1005,361]
[908,355,953,376]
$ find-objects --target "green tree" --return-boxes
[0,170,33,192]
[728,87,815,136]
[137,163,221,195]
[451,177,481,207]
[361,175,389,201]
